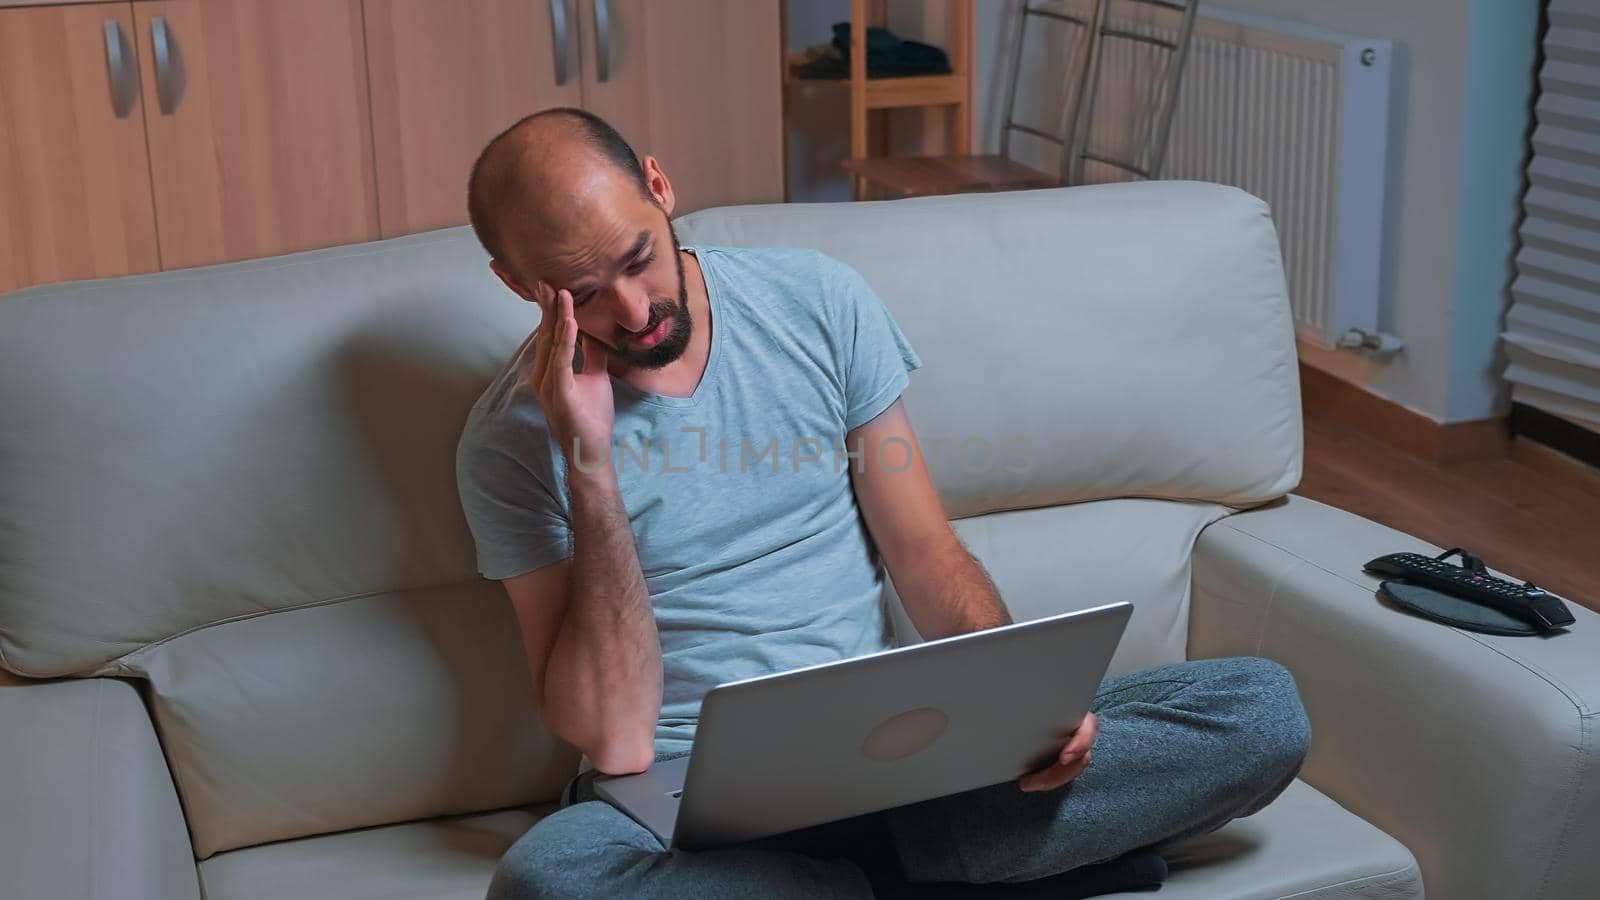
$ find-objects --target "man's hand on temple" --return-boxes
[531,283,614,468]
[1019,711,1099,793]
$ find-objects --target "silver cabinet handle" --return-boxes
[593,0,612,83]
[549,0,570,85]
[151,15,181,114]
[102,20,136,118]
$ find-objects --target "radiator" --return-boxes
[1022,2,1394,346]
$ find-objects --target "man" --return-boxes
[456,108,1311,898]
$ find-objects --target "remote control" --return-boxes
[1364,552,1576,631]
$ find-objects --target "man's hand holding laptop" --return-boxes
[1020,711,1099,793]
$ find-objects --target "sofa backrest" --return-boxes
[0,229,571,857]
[676,181,1303,519]
[0,182,1300,858]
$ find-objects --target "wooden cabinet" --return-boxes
[365,0,583,237]
[0,0,783,292]
[367,0,784,232]
[0,2,159,293]
[576,0,784,216]
[132,0,378,269]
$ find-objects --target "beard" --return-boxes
[611,219,693,371]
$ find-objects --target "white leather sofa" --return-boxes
[2,182,1595,900]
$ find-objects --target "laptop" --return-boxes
[592,600,1132,851]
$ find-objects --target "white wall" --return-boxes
[786,0,1536,424]
[785,0,853,203]
[1446,0,1539,422]
[1198,0,1535,424]
[1190,0,1466,422]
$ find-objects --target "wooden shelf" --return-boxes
[864,73,965,109]
[787,71,967,110]
[840,154,1057,198]
[783,1,974,200]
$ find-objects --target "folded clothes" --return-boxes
[794,23,952,79]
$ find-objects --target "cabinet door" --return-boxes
[366,0,585,237]
[133,0,378,269]
[575,0,784,216]
[0,2,159,293]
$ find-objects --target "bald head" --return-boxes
[467,108,654,276]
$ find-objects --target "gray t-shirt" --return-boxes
[455,245,923,756]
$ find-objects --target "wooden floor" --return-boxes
[1299,402,1600,615]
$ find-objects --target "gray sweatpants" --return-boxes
[487,656,1312,898]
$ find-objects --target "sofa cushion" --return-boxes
[120,579,578,859]
[0,227,531,677]
[197,807,549,900]
[888,498,1232,677]
[195,781,1418,900]
[1102,779,1422,899]
[0,677,201,900]
[676,182,1303,521]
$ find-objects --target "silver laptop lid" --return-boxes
[671,601,1132,850]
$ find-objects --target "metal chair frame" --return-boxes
[995,2,1100,167]
[845,0,1200,197]
[1062,0,1200,185]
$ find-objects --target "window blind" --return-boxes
[1504,0,1600,431]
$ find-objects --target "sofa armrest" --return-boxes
[1190,494,1598,900]
[0,673,201,900]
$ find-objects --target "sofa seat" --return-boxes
[198,808,552,900]
[196,780,1418,900]
[1104,779,1421,899]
